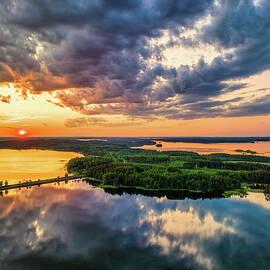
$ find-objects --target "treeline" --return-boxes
[67,157,243,193]
[125,155,170,164]
[207,153,270,163]
[182,160,270,171]
[0,137,142,156]
[0,138,112,156]
[120,151,270,166]
[122,154,270,174]
[102,165,242,192]
[67,156,115,179]
[123,152,200,164]
[242,170,270,184]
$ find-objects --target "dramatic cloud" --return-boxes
[1,0,270,120]
[65,117,108,128]
[65,116,148,128]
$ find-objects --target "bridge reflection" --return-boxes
[0,175,85,191]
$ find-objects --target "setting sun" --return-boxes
[18,129,27,136]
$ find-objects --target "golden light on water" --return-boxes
[136,141,270,157]
[0,149,82,184]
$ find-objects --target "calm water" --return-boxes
[136,141,270,156]
[0,183,270,270]
[1,149,270,269]
[77,139,108,142]
[0,149,82,184]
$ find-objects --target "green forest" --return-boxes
[67,146,270,196]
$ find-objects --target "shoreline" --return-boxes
[86,178,248,198]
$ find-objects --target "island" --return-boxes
[235,149,257,155]
[63,139,270,197]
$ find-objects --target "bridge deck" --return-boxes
[0,176,85,191]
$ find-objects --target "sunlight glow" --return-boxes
[18,129,27,136]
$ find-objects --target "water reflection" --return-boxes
[77,138,108,142]
[0,184,270,270]
[0,150,82,184]
[136,141,270,156]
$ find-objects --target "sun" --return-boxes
[18,129,27,136]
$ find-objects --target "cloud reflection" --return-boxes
[0,184,270,270]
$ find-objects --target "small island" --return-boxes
[235,149,257,155]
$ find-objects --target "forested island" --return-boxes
[66,144,270,197]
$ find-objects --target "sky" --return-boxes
[1,0,270,137]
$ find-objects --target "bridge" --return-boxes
[0,175,86,191]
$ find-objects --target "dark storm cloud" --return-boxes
[225,94,270,117]
[1,0,270,119]
[165,97,243,120]
[0,0,213,87]
[149,0,270,119]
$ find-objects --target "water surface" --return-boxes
[1,148,270,270]
[0,183,269,270]
[0,149,82,184]
[77,138,108,142]
[136,141,270,156]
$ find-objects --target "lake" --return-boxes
[1,148,270,269]
[136,141,270,156]
[0,182,269,270]
[0,149,82,184]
